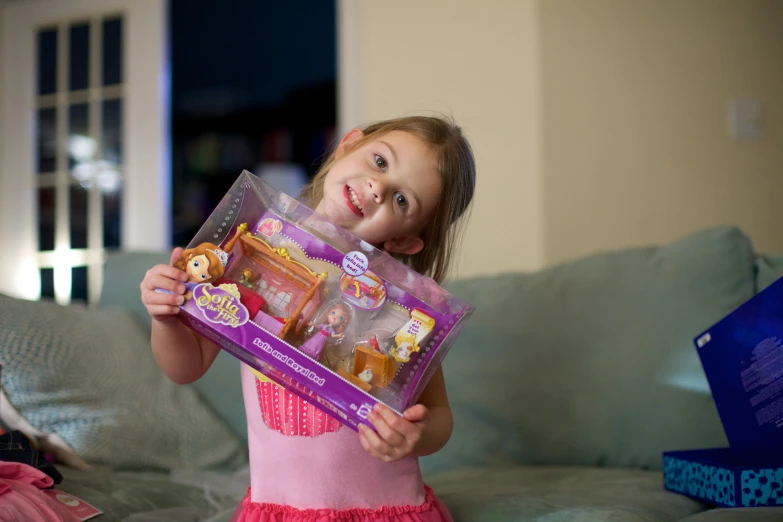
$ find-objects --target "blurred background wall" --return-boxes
[342,0,783,279]
[340,0,544,277]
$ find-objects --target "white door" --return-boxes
[0,0,170,305]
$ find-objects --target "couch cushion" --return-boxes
[99,251,171,331]
[0,293,246,471]
[56,466,219,521]
[426,466,705,522]
[755,254,783,292]
[428,227,755,474]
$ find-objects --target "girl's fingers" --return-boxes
[402,404,430,423]
[143,291,184,307]
[141,275,187,295]
[151,274,187,294]
[358,426,375,455]
[146,305,181,318]
[368,411,406,447]
[376,405,406,429]
[359,424,393,460]
[169,247,184,265]
[143,265,188,289]
[142,274,186,295]
[140,253,187,320]
[159,264,189,283]
[142,278,185,305]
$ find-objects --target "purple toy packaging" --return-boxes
[167,170,474,430]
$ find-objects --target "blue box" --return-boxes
[663,276,783,507]
[664,449,783,507]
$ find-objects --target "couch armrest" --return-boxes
[99,251,170,330]
[755,254,783,292]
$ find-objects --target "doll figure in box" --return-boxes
[311,303,352,341]
[238,268,255,288]
[173,242,229,300]
[297,302,353,362]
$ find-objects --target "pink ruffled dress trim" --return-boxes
[230,485,453,522]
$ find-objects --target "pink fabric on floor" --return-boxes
[230,485,454,522]
[0,462,81,522]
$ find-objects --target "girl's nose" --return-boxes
[368,178,386,203]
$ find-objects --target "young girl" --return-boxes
[140,115,476,522]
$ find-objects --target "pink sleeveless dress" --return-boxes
[230,364,453,522]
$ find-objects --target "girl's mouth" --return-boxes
[344,185,364,217]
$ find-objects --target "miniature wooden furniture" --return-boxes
[224,223,327,341]
[351,345,394,388]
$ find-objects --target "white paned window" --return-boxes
[35,16,124,305]
[0,0,170,304]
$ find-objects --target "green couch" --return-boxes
[4,226,783,521]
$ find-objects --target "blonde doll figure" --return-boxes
[141,115,475,521]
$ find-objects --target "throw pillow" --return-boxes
[0,293,246,471]
[427,226,754,474]
[0,386,91,471]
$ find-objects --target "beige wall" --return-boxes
[341,0,544,280]
[342,0,783,276]
[540,0,783,265]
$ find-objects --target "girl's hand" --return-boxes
[358,403,430,462]
[140,247,189,323]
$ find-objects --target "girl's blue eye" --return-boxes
[374,154,386,170]
[194,261,199,267]
[201,274,207,279]
[395,192,408,209]
[338,315,344,321]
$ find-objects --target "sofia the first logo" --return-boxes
[194,284,250,328]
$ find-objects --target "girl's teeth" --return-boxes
[349,188,363,213]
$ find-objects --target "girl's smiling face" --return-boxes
[315,130,442,256]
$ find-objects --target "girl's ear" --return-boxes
[383,236,424,256]
[335,128,364,159]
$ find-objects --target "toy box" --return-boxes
[663,276,783,507]
[165,170,473,430]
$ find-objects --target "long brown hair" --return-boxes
[301,115,476,283]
